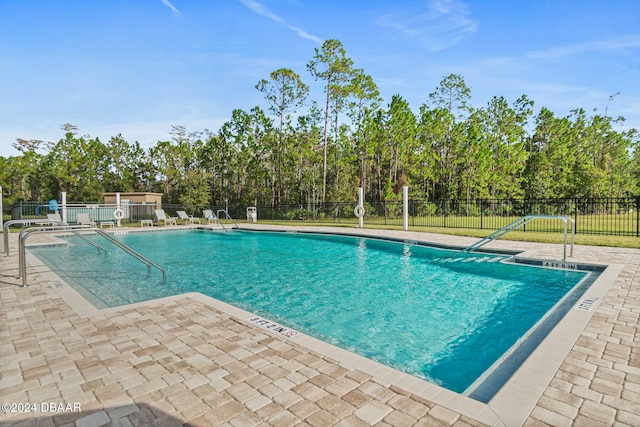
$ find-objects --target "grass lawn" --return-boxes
[3,216,638,249]
[256,219,640,249]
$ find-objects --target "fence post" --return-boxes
[573,197,579,235]
[411,200,415,227]
[636,196,639,238]
[401,187,407,230]
[443,200,447,228]
[383,201,387,226]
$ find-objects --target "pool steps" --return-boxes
[434,255,504,263]
[461,215,575,261]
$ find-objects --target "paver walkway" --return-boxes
[1,225,638,426]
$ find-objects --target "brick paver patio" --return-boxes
[1,225,638,426]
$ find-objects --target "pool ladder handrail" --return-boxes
[19,225,105,286]
[3,219,64,256]
[6,221,108,257]
[216,209,239,230]
[460,215,575,261]
[18,225,166,286]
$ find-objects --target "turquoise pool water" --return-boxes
[29,229,589,394]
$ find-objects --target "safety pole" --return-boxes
[358,187,364,228]
[116,192,121,227]
[61,192,67,223]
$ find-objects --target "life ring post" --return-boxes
[355,187,365,228]
[114,192,122,227]
[113,208,125,226]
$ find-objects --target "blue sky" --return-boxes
[1,0,639,157]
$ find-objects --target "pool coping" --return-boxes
[21,224,621,426]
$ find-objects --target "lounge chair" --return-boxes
[177,210,200,224]
[203,209,217,224]
[155,209,177,226]
[76,213,96,227]
[46,213,67,224]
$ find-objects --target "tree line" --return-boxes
[2,39,639,213]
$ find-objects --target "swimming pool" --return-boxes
[29,229,591,396]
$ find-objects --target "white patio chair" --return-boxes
[177,210,200,224]
[203,209,217,224]
[46,213,67,225]
[76,213,96,227]
[154,209,177,226]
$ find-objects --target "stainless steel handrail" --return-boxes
[19,225,166,286]
[18,225,107,279]
[22,224,107,254]
[45,222,108,254]
[214,217,228,231]
[216,209,239,229]
[92,228,166,280]
[3,219,60,256]
[461,215,575,261]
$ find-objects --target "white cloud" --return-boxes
[285,24,323,44]
[238,0,323,44]
[160,0,180,15]
[376,0,478,52]
[525,35,640,60]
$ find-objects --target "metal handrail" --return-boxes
[17,225,108,277]
[19,225,166,286]
[92,228,166,281]
[30,224,107,254]
[216,209,239,230]
[4,219,60,256]
[461,215,575,261]
[69,229,109,254]
[214,217,228,231]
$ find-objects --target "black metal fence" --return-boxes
[255,197,640,237]
[3,197,639,237]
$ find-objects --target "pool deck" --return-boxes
[0,224,638,426]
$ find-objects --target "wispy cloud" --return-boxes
[377,0,477,51]
[160,0,180,15]
[237,0,323,44]
[525,35,640,60]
